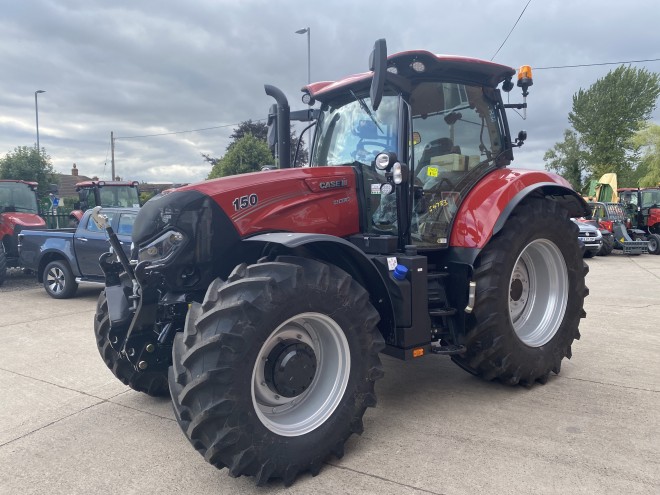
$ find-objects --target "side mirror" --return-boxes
[369,39,387,111]
[515,130,527,147]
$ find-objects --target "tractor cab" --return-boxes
[70,180,141,226]
[0,180,45,266]
[298,42,530,250]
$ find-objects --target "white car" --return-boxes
[571,218,603,258]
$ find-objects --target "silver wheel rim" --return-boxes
[509,239,568,347]
[46,267,66,294]
[251,312,350,437]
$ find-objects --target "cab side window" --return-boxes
[117,213,136,236]
[85,213,114,233]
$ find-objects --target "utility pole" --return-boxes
[34,90,45,152]
[111,131,115,180]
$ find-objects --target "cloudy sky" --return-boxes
[1,0,659,185]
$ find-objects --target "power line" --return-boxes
[491,0,533,61]
[534,58,660,70]
[115,119,265,140]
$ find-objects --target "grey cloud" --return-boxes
[1,0,659,183]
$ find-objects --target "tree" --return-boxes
[632,123,660,187]
[568,66,660,182]
[0,146,58,196]
[207,134,274,179]
[202,120,309,170]
[227,120,268,149]
[543,129,586,192]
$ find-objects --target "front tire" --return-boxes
[0,243,7,287]
[598,233,614,256]
[43,260,78,298]
[648,233,660,255]
[169,256,384,486]
[452,197,588,386]
[94,291,169,396]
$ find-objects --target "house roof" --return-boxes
[56,173,93,197]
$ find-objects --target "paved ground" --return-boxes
[0,251,658,494]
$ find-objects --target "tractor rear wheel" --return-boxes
[452,197,588,386]
[169,256,384,486]
[94,291,169,396]
[648,233,660,255]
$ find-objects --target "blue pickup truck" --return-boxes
[19,207,138,298]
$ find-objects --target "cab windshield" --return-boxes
[310,95,399,167]
[98,186,140,208]
[0,182,38,213]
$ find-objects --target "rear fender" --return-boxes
[450,168,589,251]
[244,232,395,340]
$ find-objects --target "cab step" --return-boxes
[430,344,466,355]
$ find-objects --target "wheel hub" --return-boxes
[265,340,317,398]
[508,239,568,347]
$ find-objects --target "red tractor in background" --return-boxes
[0,180,46,285]
[618,187,660,254]
[68,180,141,226]
[94,39,589,486]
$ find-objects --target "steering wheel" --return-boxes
[353,140,387,164]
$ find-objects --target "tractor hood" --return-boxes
[0,212,45,229]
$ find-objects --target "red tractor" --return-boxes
[68,180,141,226]
[0,180,46,285]
[94,40,589,486]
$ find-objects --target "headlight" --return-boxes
[138,230,186,264]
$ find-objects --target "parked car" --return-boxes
[18,207,137,298]
[572,218,603,258]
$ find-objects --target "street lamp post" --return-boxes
[34,90,45,151]
[295,27,311,84]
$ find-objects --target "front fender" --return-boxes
[450,168,589,249]
[245,232,395,341]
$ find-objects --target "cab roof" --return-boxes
[75,180,139,189]
[307,50,516,100]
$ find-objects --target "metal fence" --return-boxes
[41,212,72,229]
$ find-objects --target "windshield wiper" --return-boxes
[350,90,384,134]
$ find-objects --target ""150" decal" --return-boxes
[232,193,258,211]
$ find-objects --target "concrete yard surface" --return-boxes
[0,252,658,494]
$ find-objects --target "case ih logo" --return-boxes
[319,178,348,190]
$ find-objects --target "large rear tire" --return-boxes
[94,291,169,396]
[169,256,384,486]
[452,197,588,386]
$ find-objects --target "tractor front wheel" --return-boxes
[94,291,169,396]
[452,197,588,386]
[169,256,384,486]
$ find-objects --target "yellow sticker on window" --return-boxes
[427,167,438,177]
